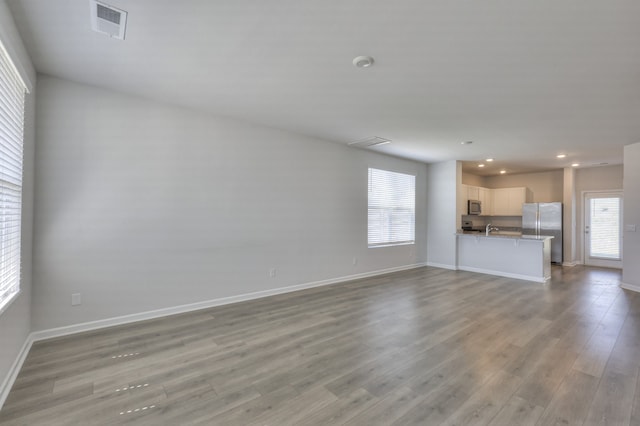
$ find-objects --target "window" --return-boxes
[588,197,621,260]
[368,168,416,247]
[0,39,26,314]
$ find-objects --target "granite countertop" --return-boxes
[456,232,554,241]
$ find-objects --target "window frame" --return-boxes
[0,37,27,316]
[367,167,416,248]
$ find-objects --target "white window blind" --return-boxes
[368,168,415,247]
[0,40,26,314]
[589,197,621,260]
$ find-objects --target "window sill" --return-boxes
[0,290,21,317]
[368,241,415,249]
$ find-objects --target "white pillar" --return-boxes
[563,167,577,266]
[622,143,640,292]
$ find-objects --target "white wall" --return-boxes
[622,145,640,291]
[485,170,564,202]
[575,165,623,193]
[426,160,459,269]
[32,75,428,331]
[575,165,623,263]
[0,0,36,405]
[461,172,486,187]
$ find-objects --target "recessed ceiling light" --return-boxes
[486,158,494,162]
[478,164,485,168]
[556,154,566,158]
[461,141,473,145]
[500,170,506,174]
[571,163,580,167]
[352,56,374,68]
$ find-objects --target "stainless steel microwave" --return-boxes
[468,200,481,215]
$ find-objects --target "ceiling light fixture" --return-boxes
[478,164,485,168]
[571,163,580,167]
[500,170,506,174]
[461,141,473,145]
[352,56,374,68]
[556,154,566,159]
[486,158,494,162]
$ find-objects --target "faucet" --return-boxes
[486,223,499,236]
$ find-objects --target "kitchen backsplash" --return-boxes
[461,215,522,231]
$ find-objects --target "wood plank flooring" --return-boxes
[1,265,639,425]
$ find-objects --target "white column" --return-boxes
[426,160,460,269]
[563,167,577,266]
[622,143,640,292]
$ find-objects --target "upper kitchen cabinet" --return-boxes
[460,184,493,216]
[458,184,470,218]
[466,185,479,201]
[459,184,531,216]
[491,187,532,216]
[478,187,492,216]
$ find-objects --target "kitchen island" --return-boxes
[456,233,553,283]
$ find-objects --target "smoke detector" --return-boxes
[90,1,128,40]
[352,56,374,68]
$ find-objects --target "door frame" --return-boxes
[582,190,623,269]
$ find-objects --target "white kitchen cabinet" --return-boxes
[461,185,492,215]
[457,184,469,221]
[492,188,510,215]
[491,187,532,216]
[478,187,492,216]
[461,184,532,216]
[509,187,533,215]
[467,185,479,201]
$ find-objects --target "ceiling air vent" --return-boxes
[90,1,127,40]
[348,136,392,149]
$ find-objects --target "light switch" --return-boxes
[625,224,637,232]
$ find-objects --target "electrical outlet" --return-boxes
[71,293,81,306]
[269,268,277,278]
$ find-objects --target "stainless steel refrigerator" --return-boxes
[522,202,563,264]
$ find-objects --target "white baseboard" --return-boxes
[457,265,549,283]
[562,261,578,267]
[0,334,34,410]
[621,282,640,294]
[30,263,428,343]
[426,262,457,270]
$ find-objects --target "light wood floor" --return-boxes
[1,266,639,425]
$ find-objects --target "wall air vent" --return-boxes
[348,136,391,149]
[90,1,127,40]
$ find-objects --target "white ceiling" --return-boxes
[7,0,640,175]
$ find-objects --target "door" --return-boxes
[584,192,623,268]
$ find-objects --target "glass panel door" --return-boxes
[584,192,622,268]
